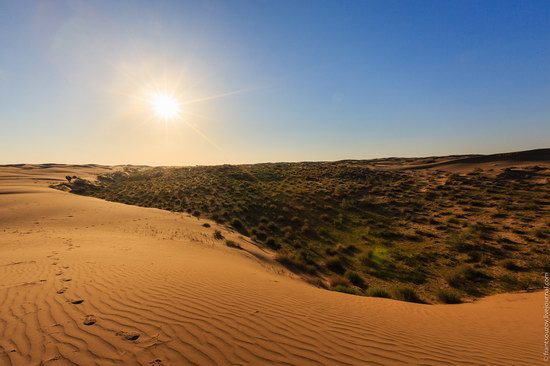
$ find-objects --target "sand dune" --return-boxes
[402,148,550,173]
[0,166,543,365]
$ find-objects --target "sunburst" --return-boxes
[149,93,181,120]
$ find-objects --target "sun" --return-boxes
[149,93,181,120]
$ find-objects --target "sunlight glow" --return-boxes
[149,93,181,120]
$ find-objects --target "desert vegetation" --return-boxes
[54,157,549,303]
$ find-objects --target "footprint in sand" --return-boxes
[150,359,164,366]
[116,331,140,341]
[55,271,63,276]
[83,315,96,326]
[62,278,72,282]
[71,299,84,305]
[56,288,67,294]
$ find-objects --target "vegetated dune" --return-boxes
[0,165,544,366]
[55,153,549,304]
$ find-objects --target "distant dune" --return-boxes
[449,148,550,163]
[402,148,550,171]
[0,152,547,365]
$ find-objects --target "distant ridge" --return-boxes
[447,148,550,163]
[409,148,550,170]
[1,149,548,169]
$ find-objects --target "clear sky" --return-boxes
[1,0,549,165]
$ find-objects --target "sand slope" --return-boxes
[0,166,544,365]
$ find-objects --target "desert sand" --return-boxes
[0,165,543,365]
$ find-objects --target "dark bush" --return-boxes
[276,253,312,274]
[328,275,351,287]
[503,260,523,271]
[345,270,367,289]
[447,266,491,295]
[225,240,242,249]
[231,218,247,233]
[265,237,281,250]
[393,287,423,303]
[437,289,462,304]
[331,285,363,295]
[366,288,391,298]
[326,256,345,273]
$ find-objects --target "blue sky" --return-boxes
[1,0,549,165]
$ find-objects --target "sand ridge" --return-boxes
[0,165,544,365]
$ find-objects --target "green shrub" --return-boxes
[345,270,367,289]
[447,266,491,295]
[502,260,523,271]
[230,218,248,234]
[325,247,337,256]
[499,274,531,291]
[254,230,268,241]
[437,289,462,304]
[267,221,279,232]
[342,244,359,254]
[331,285,363,295]
[276,253,312,274]
[393,287,423,303]
[328,275,351,287]
[265,237,281,250]
[320,213,331,222]
[366,288,391,298]
[466,251,482,263]
[360,247,388,269]
[534,228,548,239]
[326,256,345,273]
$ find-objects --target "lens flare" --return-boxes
[149,93,181,120]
